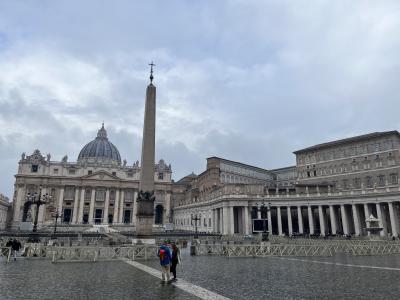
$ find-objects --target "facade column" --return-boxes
[229,206,234,235]
[119,190,125,223]
[102,189,110,224]
[297,206,304,234]
[257,205,262,219]
[318,205,326,236]
[244,206,249,235]
[287,206,293,236]
[308,206,314,234]
[352,204,361,236]
[267,207,272,234]
[376,203,387,237]
[72,187,80,224]
[165,191,172,223]
[388,202,399,237]
[277,207,283,235]
[38,187,47,224]
[131,190,138,225]
[88,188,96,224]
[12,185,25,226]
[78,188,85,224]
[364,203,370,235]
[113,189,120,224]
[329,205,337,235]
[340,204,349,235]
[57,187,64,212]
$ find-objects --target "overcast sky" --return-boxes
[1,1,400,198]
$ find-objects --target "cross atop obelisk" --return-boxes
[149,61,155,83]
[136,62,157,235]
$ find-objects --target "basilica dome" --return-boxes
[78,124,121,164]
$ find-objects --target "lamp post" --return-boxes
[26,186,52,232]
[52,208,63,235]
[191,213,201,239]
[256,201,271,241]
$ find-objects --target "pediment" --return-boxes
[82,170,120,180]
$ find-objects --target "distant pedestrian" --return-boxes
[11,239,22,261]
[170,243,181,281]
[158,241,172,282]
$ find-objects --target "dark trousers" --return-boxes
[170,262,177,278]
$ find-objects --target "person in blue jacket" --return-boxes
[158,241,172,282]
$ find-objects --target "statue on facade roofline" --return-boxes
[62,155,68,163]
[46,153,51,162]
[21,152,26,160]
[123,159,127,167]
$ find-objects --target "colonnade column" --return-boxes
[113,189,120,224]
[287,207,293,236]
[229,206,234,235]
[318,206,325,236]
[89,188,96,224]
[119,190,125,223]
[340,204,349,235]
[57,187,64,213]
[297,206,304,234]
[267,207,272,234]
[376,203,386,237]
[277,207,283,236]
[78,188,85,224]
[102,189,110,224]
[308,206,314,234]
[222,205,229,235]
[244,206,249,235]
[72,187,80,224]
[219,208,223,234]
[352,204,361,236]
[329,205,337,235]
[364,203,370,235]
[388,202,399,237]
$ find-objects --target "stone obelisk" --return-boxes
[136,62,156,235]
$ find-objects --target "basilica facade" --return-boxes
[10,124,172,231]
[173,131,400,238]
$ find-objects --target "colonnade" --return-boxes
[174,200,400,237]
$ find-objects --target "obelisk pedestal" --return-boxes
[136,66,156,236]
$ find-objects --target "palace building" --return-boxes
[172,131,400,237]
[10,124,172,231]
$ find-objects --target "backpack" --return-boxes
[159,248,166,261]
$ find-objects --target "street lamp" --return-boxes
[26,186,52,232]
[256,202,271,241]
[191,213,201,239]
[51,208,63,235]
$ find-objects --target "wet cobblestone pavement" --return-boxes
[142,249,400,299]
[1,251,400,300]
[0,259,198,300]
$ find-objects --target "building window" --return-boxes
[365,176,373,188]
[390,173,398,185]
[342,179,348,189]
[127,172,133,178]
[378,175,385,187]
[31,165,38,172]
[158,172,164,180]
[96,188,106,201]
[88,170,92,175]
[307,171,311,178]
[53,168,59,174]
[353,178,361,189]
[69,169,76,175]
[313,170,317,177]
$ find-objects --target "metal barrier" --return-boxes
[19,244,159,263]
[0,247,11,263]
[195,241,400,257]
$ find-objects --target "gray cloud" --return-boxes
[1,1,400,197]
